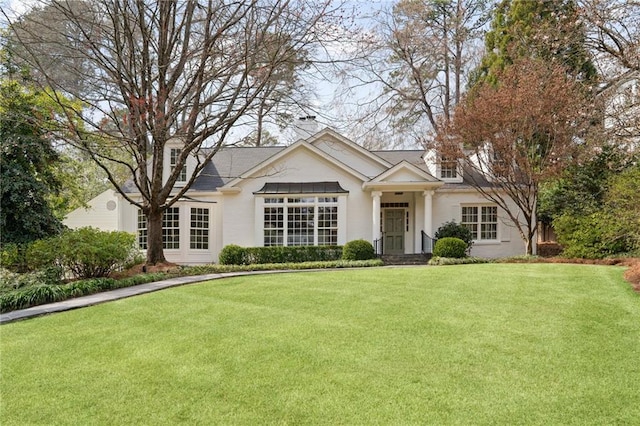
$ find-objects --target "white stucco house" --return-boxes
[64,126,531,264]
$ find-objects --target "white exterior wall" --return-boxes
[220,147,374,261]
[432,190,528,258]
[118,193,220,265]
[64,190,120,231]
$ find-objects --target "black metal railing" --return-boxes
[421,231,435,255]
[373,236,384,257]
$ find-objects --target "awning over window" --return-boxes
[253,181,349,194]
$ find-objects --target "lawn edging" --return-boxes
[0,259,383,322]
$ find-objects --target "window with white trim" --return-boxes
[461,206,498,241]
[170,148,187,182]
[137,210,148,249]
[190,208,209,250]
[137,207,181,249]
[263,196,339,246]
[439,156,458,179]
[163,207,180,249]
[138,207,180,250]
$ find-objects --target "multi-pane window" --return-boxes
[287,206,314,246]
[190,208,209,250]
[163,207,180,249]
[440,156,457,179]
[263,196,339,246]
[264,207,284,246]
[170,148,187,182]
[318,206,338,245]
[137,207,181,249]
[137,209,148,249]
[461,206,498,241]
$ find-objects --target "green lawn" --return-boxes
[2,264,639,424]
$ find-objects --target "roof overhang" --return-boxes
[254,181,348,195]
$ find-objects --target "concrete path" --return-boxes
[0,269,295,324]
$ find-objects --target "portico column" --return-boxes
[423,190,434,237]
[372,191,382,242]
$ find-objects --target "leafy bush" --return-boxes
[219,244,248,265]
[0,244,25,272]
[434,221,473,250]
[219,245,343,265]
[0,267,63,294]
[433,237,468,258]
[554,213,629,259]
[342,239,375,261]
[26,227,138,278]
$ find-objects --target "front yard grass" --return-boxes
[2,264,639,424]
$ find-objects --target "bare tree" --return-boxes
[581,0,640,73]
[4,0,347,265]
[435,58,592,254]
[580,0,640,147]
[336,0,491,145]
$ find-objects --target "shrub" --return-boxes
[26,227,138,278]
[433,237,468,258]
[434,221,473,250]
[219,245,343,265]
[342,239,375,261]
[0,244,25,272]
[428,256,489,265]
[554,213,629,259]
[219,244,248,265]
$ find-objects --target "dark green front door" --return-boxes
[384,209,404,254]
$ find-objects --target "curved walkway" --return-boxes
[0,269,304,324]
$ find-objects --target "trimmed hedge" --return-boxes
[342,240,376,261]
[433,237,468,258]
[219,245,343,265]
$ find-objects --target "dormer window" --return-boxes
[440,156,458,179]
[170,148,187,183]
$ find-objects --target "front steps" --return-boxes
[381,253,430,265]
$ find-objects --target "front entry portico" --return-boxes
[363,160,444,255]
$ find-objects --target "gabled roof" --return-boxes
[222,139,370,188]
[307,128,392,169]
[363,160,443,191]
[372,150,428,172]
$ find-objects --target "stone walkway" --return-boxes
[0,269,292,324]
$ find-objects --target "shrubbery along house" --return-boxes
[65,121,531,264]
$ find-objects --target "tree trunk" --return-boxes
[146,207,167,265]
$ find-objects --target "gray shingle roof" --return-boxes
[372,150,430,172]
[191,146,286,191]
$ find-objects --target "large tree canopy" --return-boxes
[0,80,64,244]
[5,0,348,264]
[474,0,597,84]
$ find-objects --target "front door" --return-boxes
[384,209,405,254]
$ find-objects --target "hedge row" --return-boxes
[219,245,344,265]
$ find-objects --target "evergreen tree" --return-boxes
[473,0,597,85]
[0,80,63,244]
